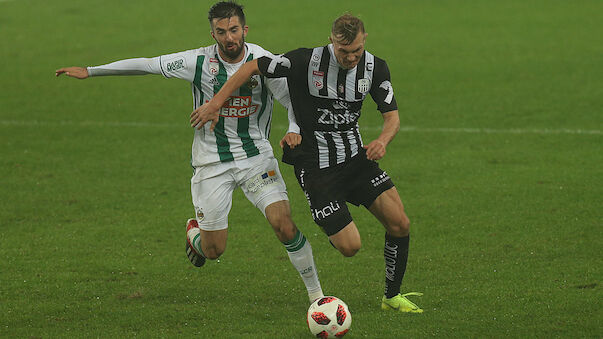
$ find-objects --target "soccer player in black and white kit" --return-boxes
[192,14,423,313]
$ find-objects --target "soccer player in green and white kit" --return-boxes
[55,1,324,302]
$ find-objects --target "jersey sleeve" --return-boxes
[157,49,198,82]
[369,57,398,113]
[257,48,305,78]
[252,44,300,134]
[265,77,300,134]
[87,49,198,83]
[87,57,163,76]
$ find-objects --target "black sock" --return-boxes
[384,233,409,298]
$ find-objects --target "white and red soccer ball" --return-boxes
[307,296,351,338]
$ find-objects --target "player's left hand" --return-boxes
[364,139,386,160]
[280,132,302,149]
[190,102,220,131]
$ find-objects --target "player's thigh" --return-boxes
[368,186,410,237]
[191,169,236,233]
[238,152,289,217]
[347,158,394,209]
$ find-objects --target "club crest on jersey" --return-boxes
[358,78,371,94]
[245,75,259,90]
[209,58,219,75]
[195,206,205,222]
[312,70,324,90]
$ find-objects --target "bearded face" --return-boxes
[211,16,248,63]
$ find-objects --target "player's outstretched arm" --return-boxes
[364,110,400,161]
[58,58,163,80]
[190,59,261,131]
[55,67,89,79]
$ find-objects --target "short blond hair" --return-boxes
[331,14,365,45]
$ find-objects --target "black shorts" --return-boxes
[294,155,395,236]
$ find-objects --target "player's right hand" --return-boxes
[55,67,89,79]
[364,139,387,160]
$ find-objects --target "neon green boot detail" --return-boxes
[381,292,423,313]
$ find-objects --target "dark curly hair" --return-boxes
[208,1,245,27]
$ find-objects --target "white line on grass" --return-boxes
[1,120,181,128]
[1,119,601,135]
[397,126,602,135]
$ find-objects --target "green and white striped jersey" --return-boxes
[88,43,291,170]
[157,43,289,168]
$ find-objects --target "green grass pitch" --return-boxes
[1,0,601,337]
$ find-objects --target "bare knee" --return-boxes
[339,244,361,257]
[387,215,410,237]
[369,187,411,237]
[271,215,297,241]
[329,222,362,257]
[334,238,362,257]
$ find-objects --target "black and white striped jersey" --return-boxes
[257,44,397,169]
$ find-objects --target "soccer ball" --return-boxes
[307,296,351,338]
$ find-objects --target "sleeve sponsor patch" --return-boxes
[164,56,186,73]
[379,80,394,104]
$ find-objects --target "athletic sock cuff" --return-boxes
[385,233,409,243]
[284,230,307,252]
[192,234,206,258]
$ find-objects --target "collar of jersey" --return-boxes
[327,43,354,72]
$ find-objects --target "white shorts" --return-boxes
[190,152,288,231]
